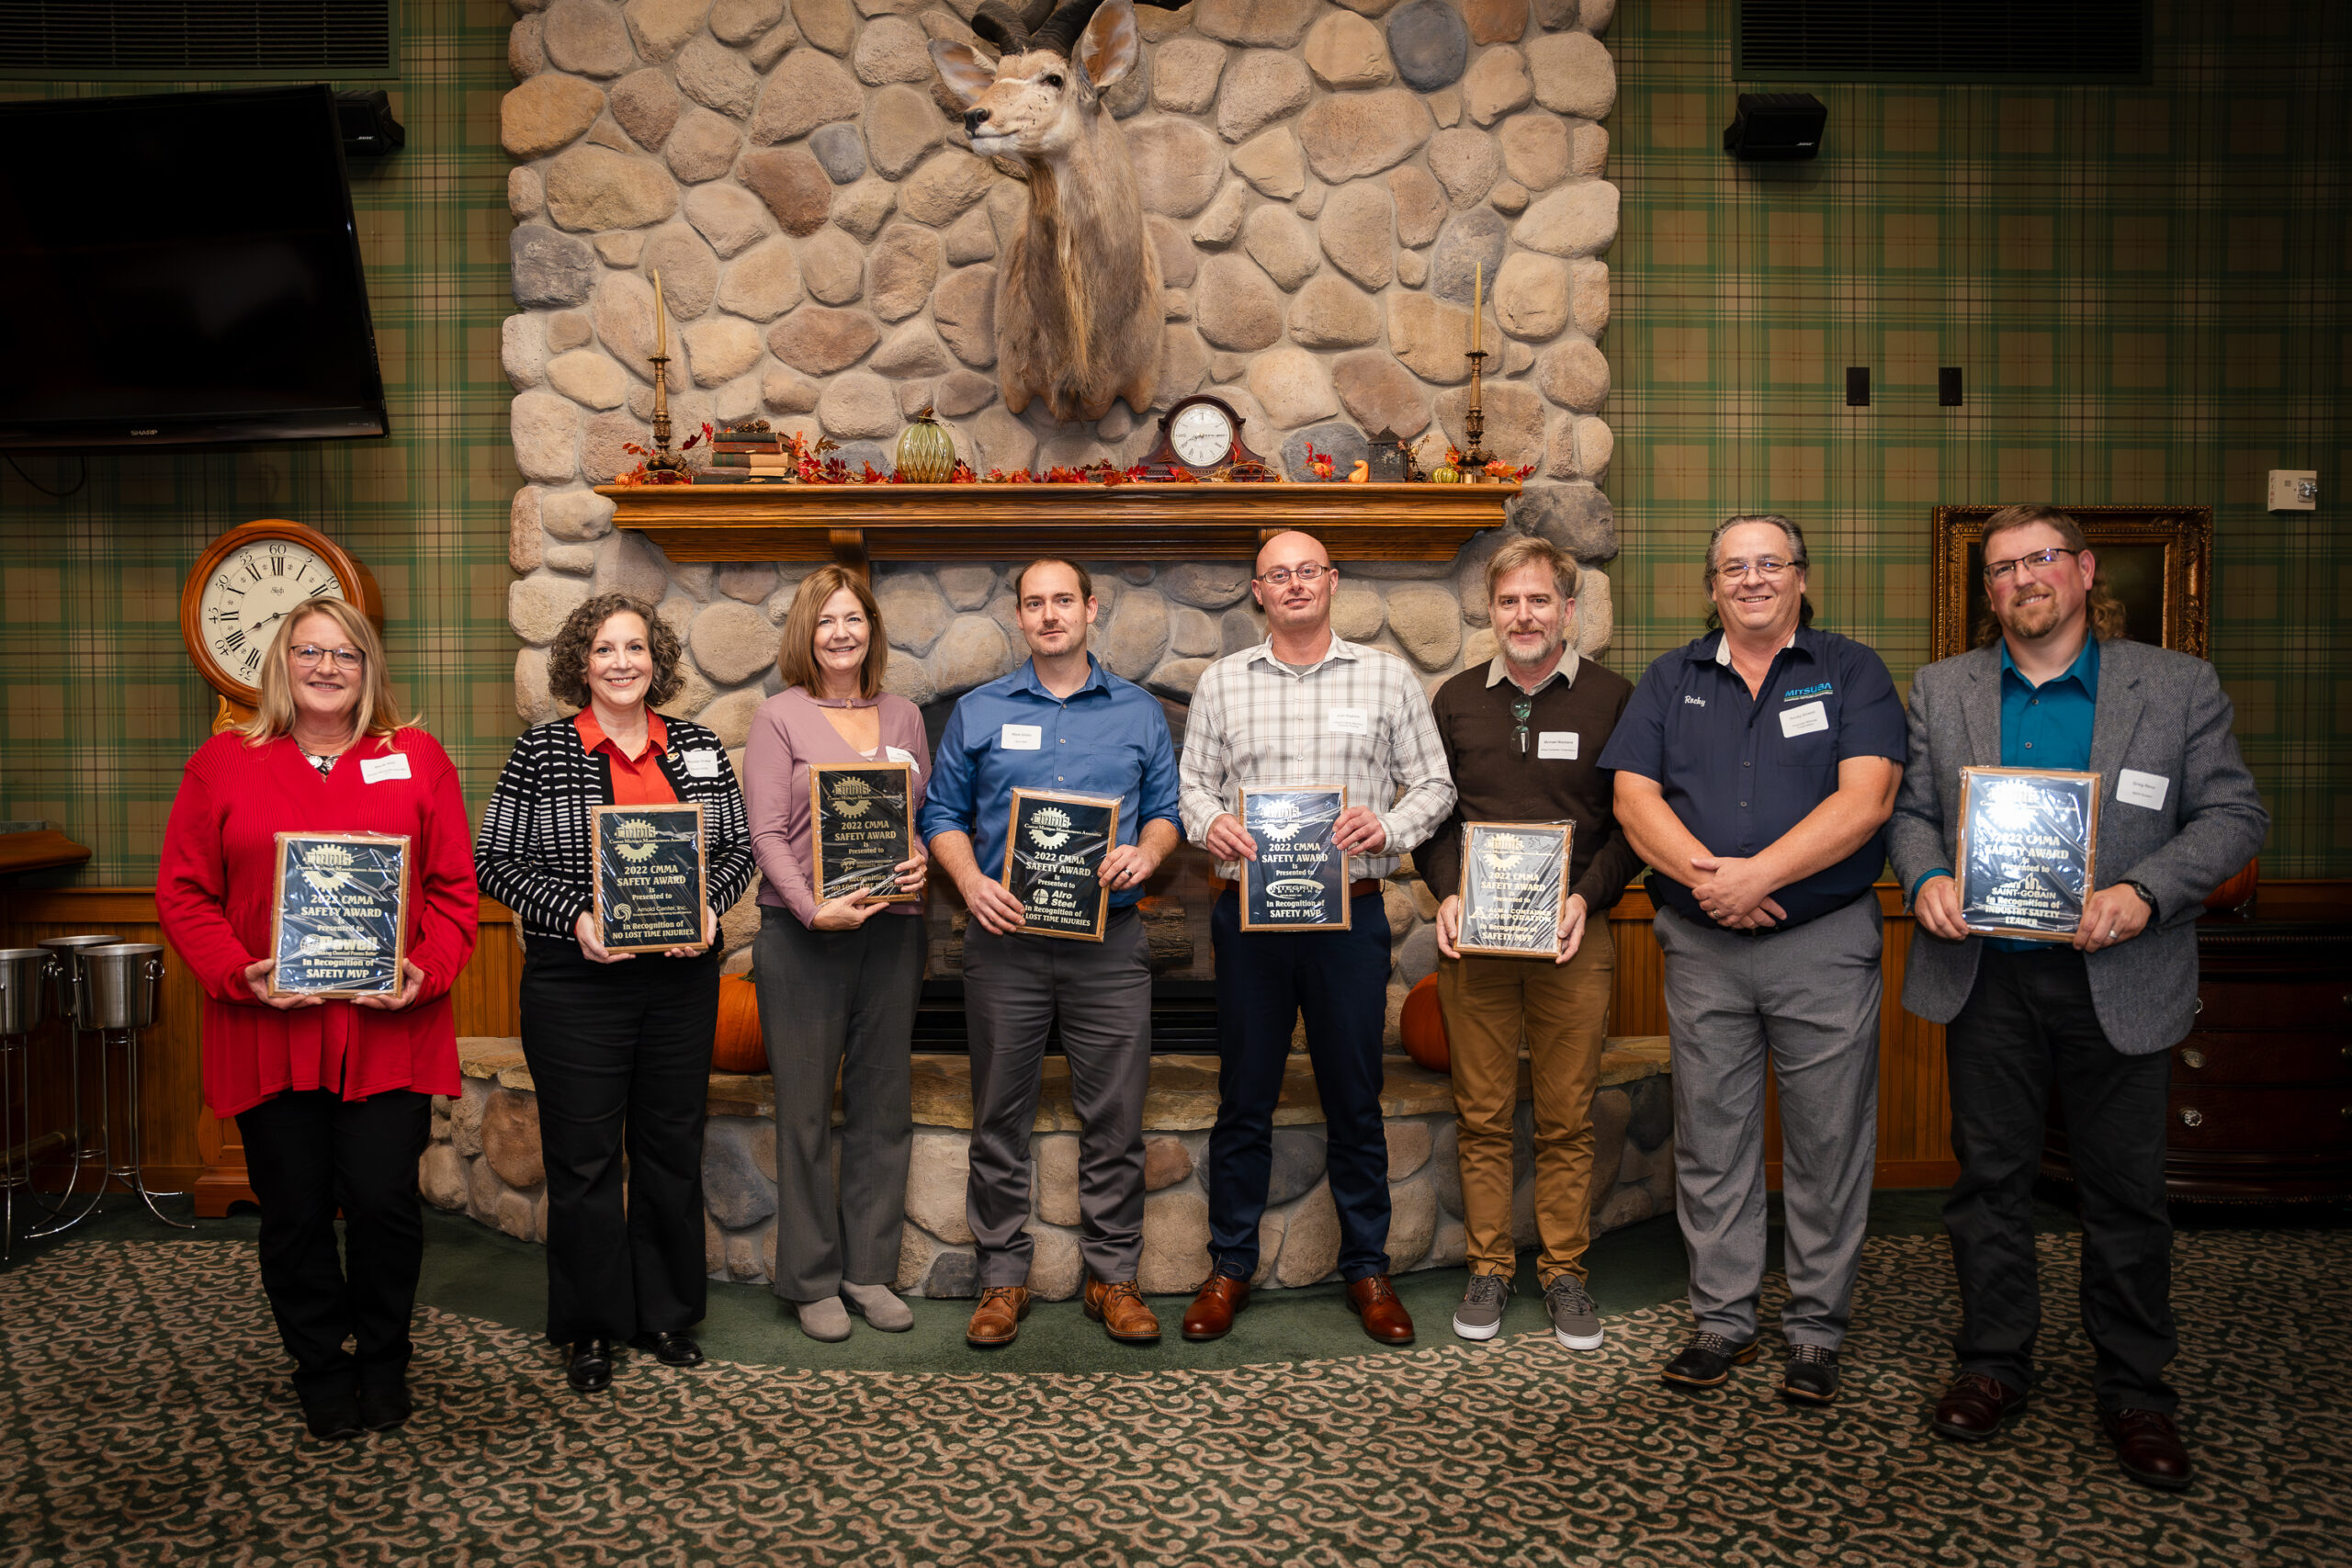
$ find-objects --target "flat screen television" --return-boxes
[0,85,388,449]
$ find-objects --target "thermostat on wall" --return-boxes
[2267,470,2318,512]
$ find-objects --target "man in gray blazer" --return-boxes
[1888,504,2267,1493]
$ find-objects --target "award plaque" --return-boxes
[1001,788,1121,942]
[592,803,708,953]
[1456,821,1573,958]
[268,831,410,997]
[1956,766,2100,941]
[1238,784,1351,932]
[809,762,918,904]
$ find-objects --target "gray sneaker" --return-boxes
[1451,1272,1510,1341]
[1545,1274,1603,1351]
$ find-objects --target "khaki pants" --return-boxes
[1436,919,1616,1285]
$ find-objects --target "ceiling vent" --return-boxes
[0,1,397,81]
[1738,0,2147,83]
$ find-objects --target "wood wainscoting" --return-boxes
[7,882,2343,1207]
[0,889,519,1214]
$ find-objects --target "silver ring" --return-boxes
[2107,929,2117,940]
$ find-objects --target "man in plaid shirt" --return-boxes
[1175,529,1456,1346]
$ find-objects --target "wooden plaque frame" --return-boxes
[267,830,411,998]
[592,802,709,953]
[1237,784,1352,933]
[1001,787,1122,942]
[808,761,920,905]
[1455,820,1575,959]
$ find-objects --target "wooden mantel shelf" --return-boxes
[595,480,1519,567]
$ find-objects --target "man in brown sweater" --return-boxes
[1423,536,1645,1348]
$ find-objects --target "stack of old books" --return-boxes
[706,421,795,482]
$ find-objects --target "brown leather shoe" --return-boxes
[1931,1372,2030,1442]
[2100,1406,2194,1492]
[1083,1277,1162,1344]
[1346,1274,1415,1345]
[1182,1275,1250,1341]
[965,1285,1030,1348]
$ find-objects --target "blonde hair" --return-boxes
[775,568,889,699]
[1974,503,2129,646]
[237,599,413,745]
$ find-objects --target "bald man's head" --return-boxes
[1250,529,1339,637]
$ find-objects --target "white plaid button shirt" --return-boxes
[1178,636,1456,882]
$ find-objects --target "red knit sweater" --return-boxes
[156,730,478,1118]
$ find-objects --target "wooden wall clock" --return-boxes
[179,519,384,731]
[1138,393,1272,479]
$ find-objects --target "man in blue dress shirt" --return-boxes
[1597,513,1905,1405]
[1889,505,2266,1491]
[920,558,1183,1350]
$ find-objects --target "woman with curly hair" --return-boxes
[474,593,754,1393]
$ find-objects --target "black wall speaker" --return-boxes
[1724,93,1827,161]
[335,89,405,158]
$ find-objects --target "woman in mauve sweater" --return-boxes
[157,599,478,1443]
[743,565,929,1343]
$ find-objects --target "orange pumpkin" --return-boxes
[1400,973,1448,1073]
[2203,856,2258,916]
[710,972,768,1074]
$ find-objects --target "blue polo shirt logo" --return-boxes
[1784,682,1833,701]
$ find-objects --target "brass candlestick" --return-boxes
[1461,347,1492,475]
[641,353,689,481]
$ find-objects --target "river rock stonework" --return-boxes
[502,0,1620,989]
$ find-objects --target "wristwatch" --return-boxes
[2119,879,2160,921]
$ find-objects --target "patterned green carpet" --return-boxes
[3,1229,2346,1565]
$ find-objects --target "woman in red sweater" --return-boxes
[157,599,478,1443]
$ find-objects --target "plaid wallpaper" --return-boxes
[0,0,523,885]
[1605,0,2350,874]
[4,0,2346,880]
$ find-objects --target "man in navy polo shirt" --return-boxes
[921,558,1183,1351]
[1597,513,1905,1404]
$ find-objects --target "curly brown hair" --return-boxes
[547,593,685,710]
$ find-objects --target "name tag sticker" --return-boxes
[682,748,722,779]
[2117,768,2170,810]
[358,753,411,784]
[1779,701,1829,739]
[1328,706,1370,736]
[1001,724,1042,750]
[1537,731,1578,761]
[885,745,920,772]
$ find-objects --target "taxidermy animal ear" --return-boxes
[1076,0,1139,94]
[930,40,999,107]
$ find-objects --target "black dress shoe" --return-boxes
[2100,1406,2194,1492]
[1781,1344,1840,1404]
[628,1330,706,1367]
[357,1380,413,1432]
[566,1339,616,1394]
[1932,1372,2029,1442]
[300,1391,365,1442]
[1660,1331,1759,1390]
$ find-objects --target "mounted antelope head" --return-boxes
[930,0,1163,425]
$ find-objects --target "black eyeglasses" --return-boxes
[1512,696,1533,756]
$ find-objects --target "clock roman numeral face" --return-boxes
[198,540,345,683]
[1171,403,1234,468]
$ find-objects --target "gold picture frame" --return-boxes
[1930,504,2212,660]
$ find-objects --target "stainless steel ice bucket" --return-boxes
[0,949,50,1036]
[80,944,164,1032]
[38,934,120,1027]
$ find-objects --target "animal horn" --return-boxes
[1029,0,1106,58]
[968,0,1032,53]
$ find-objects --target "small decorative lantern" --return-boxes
[1366,428,1407,483]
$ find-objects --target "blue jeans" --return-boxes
[1205,888,1393,1283]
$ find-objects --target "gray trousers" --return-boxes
[1654,893,1882,1348]
[963,906,1153,1287]
[756,908,923,1303]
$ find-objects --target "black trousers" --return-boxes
[1943,945,2177,1413]
[235,1087,431,1402]
[520,939,718,1344]
[1206,889,1394,1283]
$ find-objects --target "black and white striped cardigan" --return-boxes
[474,715,756,943]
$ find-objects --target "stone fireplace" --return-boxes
[502,0,1623,1014]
